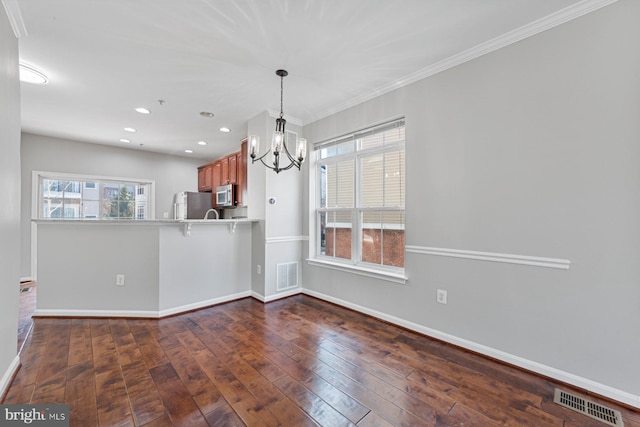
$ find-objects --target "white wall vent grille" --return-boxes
[276,262,299,291]
[553,389,623,427]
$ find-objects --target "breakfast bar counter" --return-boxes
[33,219,257,318]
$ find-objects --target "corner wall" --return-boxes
[0,7,21,398]
[247,112,305,301]
[302,0,640,406]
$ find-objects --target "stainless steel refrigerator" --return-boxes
[174,191,213,219]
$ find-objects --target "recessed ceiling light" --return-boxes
[135,107,151,114]
[200,112,214,118]
[119,139,131,143]
[19,63,48,84]
[197,141,207,146]
[20,63,49,85]
[185,149,193,154]
[219,127,230,133]
[124,127,136,133]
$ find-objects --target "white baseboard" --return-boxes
[251,290,266,302]
[33,291,253,319]
[251,288,302,303]
[0,355,20,400]
[33,308,159,318]
[302,288,640,410]
[158,291,252,317]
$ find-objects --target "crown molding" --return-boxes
[305,0,619,125]
[1,0,27,38]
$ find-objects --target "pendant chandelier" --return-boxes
[248,69,307,173]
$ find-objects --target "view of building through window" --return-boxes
[317,120,405,269]
[39,176,151,220]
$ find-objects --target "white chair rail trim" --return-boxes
[265,236,309,244]
[405,245,570,270]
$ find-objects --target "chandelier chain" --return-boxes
[279,73,284,119]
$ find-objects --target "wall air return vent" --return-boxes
[553,388,623,427]
[276,261,299,291]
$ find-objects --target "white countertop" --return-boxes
[33,218,257,225]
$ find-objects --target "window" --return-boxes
[37,173,153,220]
[316,119,405,271]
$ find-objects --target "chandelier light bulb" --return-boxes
[248,135,260,158]
[271,131,284,155]
[296,138,307,162]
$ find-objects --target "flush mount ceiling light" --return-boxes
[124,127,136,133]
[119,139,131,143]
[249,69,306,173]
[219,127,231,133]
[197,141,207,146]
[135,107,150,114]
[19,63,48,84]
[185,149,193,154]
[200,112,214,118]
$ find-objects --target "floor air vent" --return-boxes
[554,389,623,427]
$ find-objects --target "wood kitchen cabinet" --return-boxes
[219,153,238,185]
[198,139,248,207]
[197,163,213,192]
[212,160,222,193]
[228,154,237,184]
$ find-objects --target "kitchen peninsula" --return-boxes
[33,218,255,318]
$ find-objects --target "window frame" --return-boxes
[312,119,406,281]
[33,170,155,221]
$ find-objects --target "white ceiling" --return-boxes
[12,0,604,159]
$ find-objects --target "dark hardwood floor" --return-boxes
[3,295,639,426]
[17,282,36,351]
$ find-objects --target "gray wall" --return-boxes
[20,133,206,278]
[0,7,21,395]
[247,111,305,300]
[158,223,252,311]
[303,0,640,402]
[37,223,160,312]
[35,222,252,315]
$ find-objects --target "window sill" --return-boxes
[306,258,407,285]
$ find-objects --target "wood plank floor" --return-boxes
[3,295,639,426]
[17,283,36,351]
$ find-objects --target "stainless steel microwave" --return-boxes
[216,184,235,207]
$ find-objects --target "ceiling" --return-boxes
[12,0,600,160]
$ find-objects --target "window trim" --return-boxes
[307,257,408,284]
[32,170,156,221]
[312,118,406,277]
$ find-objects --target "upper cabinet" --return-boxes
[197,139,248,207]
[227,154,237,184]
[212,160,222,193]
[197,163,213,192]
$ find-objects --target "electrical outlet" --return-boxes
[437,289,447,304]
[257,265,261,274]
[116,274,125,286]
[163,212,169,219]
